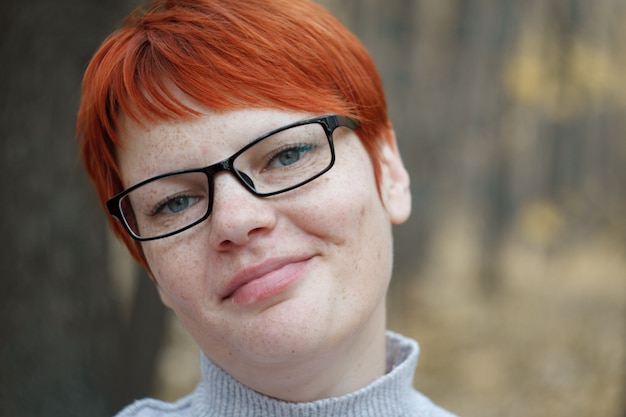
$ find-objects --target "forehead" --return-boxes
[116,108,313,188]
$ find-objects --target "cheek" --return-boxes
[300,155,383,239]
[290,179,364,247]
[142,240,208,305]
[295,164,391,276]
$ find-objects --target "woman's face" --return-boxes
[117,105,411,399]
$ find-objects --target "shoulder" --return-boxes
[113,393,194,417]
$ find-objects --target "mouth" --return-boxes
[221,256,312,306]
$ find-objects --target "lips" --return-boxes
[221,256,312,306]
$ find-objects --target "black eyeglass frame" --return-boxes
[106,114,359,241]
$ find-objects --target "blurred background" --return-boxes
[1,0,624,416]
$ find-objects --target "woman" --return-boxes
[77,0,459,416]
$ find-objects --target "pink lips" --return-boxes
[221,257,311,306]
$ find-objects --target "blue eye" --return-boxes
[153,195,199,215]
[268,143,316,168]
[166,196,192,213]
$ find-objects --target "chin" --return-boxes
[225,304,351,369]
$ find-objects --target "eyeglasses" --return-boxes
[107,114,359,241]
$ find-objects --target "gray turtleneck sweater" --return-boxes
[114,331,458,416]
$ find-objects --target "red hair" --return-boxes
[76,0,392,268]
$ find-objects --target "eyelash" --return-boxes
[149,193,198,216]
[264,143,316,168]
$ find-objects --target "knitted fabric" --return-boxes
[115,331,458,417]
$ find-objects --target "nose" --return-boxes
[207,171,277,248]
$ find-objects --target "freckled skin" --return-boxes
[117,104,411,402]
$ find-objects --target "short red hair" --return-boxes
[76,0,392,268]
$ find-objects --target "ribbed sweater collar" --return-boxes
[190,331,420,417]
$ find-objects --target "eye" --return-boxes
[152,194,199,216]
[267,143,316,169]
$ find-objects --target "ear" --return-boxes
[378,130,412,225]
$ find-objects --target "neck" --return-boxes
[196,331,423,417]
[218,302,387,402]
